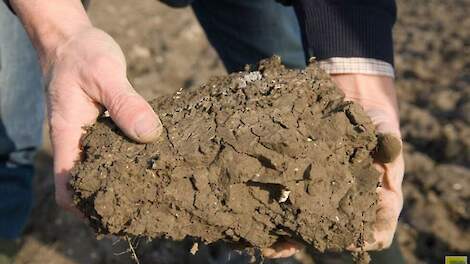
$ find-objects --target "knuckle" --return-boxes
[107,91,133,116]
[87,55,124,84]
[107,92,145,119]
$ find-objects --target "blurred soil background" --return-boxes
[13,0,470,263]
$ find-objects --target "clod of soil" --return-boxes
[374,134,402,164]
[71,57,381,258]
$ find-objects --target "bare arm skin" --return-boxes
[11,0,162,213]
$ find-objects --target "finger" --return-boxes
[274,247,299,258]
[262,240,302,258]
[347,177,402,252]
[347,160,403,252]
[100,79,162,143]
[262,248,276,258]
[55,183,85,219]
[377,156,405,194]
[50,108,96,214]
[348,227,396,251]
[48,79,102,213]
[368,202,398,250]
[271,248,294,259]
[266,248,295,259]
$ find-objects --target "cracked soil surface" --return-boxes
[71,57,381,256]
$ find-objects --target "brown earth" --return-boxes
[71,57,381,259]
[14,0,470,264]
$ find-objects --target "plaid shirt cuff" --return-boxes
[317,57,395,78]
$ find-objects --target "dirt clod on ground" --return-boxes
[71,57,381,257]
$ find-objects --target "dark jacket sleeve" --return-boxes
[293,0,396,65]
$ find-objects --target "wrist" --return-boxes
[11,0,92,68]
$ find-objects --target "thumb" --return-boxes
[101,79,162,143]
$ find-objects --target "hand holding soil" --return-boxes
[44,27,162,214]
[70,57,403,262]
[11,1,468,263]
[332,74,404,251]
[264,74,404,258]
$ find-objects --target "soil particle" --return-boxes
[190,242,198,255]
[71,57,381,258]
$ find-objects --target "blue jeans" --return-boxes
[191,0,306,72]
[0,2,44,239]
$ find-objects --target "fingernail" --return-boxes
[134,114,162,142]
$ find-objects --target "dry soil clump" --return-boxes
[71,57,381,259]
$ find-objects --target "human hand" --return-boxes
[337,74,403,251]
[263,74,404,258]
[44,27,162,214]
